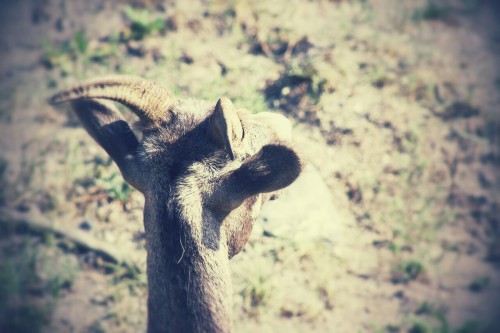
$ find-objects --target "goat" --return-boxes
[48,75,302,333]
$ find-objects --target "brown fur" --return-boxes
[49,76,302,333]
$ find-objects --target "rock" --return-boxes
[258,164,340,243]
[79,220,93,231]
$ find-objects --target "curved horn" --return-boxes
[48,75,176,123]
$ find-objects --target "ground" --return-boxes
[0,0,499,332]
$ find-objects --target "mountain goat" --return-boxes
[49,76,302,333]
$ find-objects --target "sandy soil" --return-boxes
[1,0,499,332]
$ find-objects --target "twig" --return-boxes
[71,192,108,204]
[0,207,137,269]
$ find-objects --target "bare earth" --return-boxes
[0,1,499,332]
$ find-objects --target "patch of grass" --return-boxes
[412,303,450,333]
[412,1,452,21]
[0,86,16,122]
[409,321,431,333]
[494,78,500,90]
[455,320,481,333]
[385,323,401,332]
[457,0,483,13]
[406,318,483,333]
[391,260,425,283]
[411,0,482,22]
[97,171,134,203]
[239,270,274,317]
[468,276,489,292]
[0,235,79,333]
[93,260,147,329]
[109,263,147,298]
[0,155,7,205]
[122,5,166,40]
[73,31,88,54]
[42,30,119,75]
[233,235,340,324]
[88,321,107,333]
[42,31,88,72]
[368,124,455,284]
[415,302,436,316]
[408,302,484,333]
[366,64,392,89]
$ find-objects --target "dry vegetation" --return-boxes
[0,0,499,332]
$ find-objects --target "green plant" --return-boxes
[88,321,107,333]
[468,276,489,292]
[409,321,429,333]
[234,244,276,318]
[392,260,425,283]
[366,64,392,89]
[411,0,483,22]
[123,5,166,40]
[108,263,147,299]
[73,31,88,54]
[412,1,452,21]
[0,237,78,333]
[42,30,118,74]
[42,31,89,71]
[240,272,273,315]
[96,171,134,203]
[455,320,481,333]
[410,302,452,333]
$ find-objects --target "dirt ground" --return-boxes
[1,0,499,332]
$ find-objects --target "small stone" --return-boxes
[79,220,93,231]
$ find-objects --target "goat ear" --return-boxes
[208,97,243,160]
[211,144,302,211]
[70,99,144,191]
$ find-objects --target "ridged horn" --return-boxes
[48,75,175,123]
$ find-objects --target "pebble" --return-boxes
[79,219,93,231]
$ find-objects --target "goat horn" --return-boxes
[48,75,176,123]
